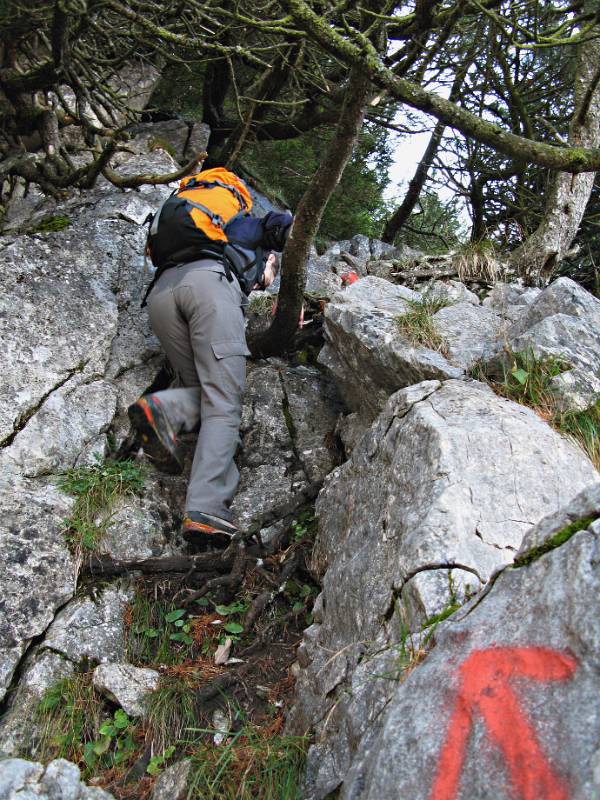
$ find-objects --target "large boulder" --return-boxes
[327,484,600,800]
[488,277,600,411]
[318,277,505,419]
[288,380,599,797]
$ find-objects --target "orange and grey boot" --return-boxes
[182,512,239,547]
[128,395,183,475]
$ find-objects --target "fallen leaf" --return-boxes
[214,638,232,665]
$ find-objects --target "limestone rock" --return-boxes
[434,302,504,368]
[318,277,463,418]
[150,759,191,800]
[0,650,74,757]
[43,584,133,665]
[0,758,115,799]
[337,486,600,800]
[280,365,344,484]
[365,259,393,279]
[1,381,117,478]
[489,277,600,411]
[93,663,160,717]
[425,278,480,305]
[288,380,598,795]
[232,362,342,533]
[98,476,175,562]
[128,119,210,164]
[0,477,76,702]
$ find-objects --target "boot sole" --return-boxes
[128,400,183,475]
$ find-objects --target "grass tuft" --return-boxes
[248,293,277,318]
[395,296,451,354]
[36,674,102,765]
[185,721,308,800]
[145,674,199,753]
[58,458,145,553]
[472,350,600,468]
[451,239,500,283]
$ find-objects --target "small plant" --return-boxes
[58,457,145,553]
[38,677,140,776]
[395,296,451,354]
[186,718,308,800]
[126,590,194,666]
[249,293,277,317]
[30,215,71,234]
[146,674,199,752]
[557,400,600,469]
[291,512,316,542]
[474,350,600,468]
[451,239,500,283]
[82,709,137,772]
[147,745,176,776]
[37,674,103,765]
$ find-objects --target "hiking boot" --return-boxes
[128,395,183,475]
[182,512,239,547]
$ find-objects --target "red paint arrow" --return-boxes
[429,647,578,800]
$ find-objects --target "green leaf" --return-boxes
[194,597,209,606]
[511,367,529,385]
[114,709,130,729]
[92,735,112,756]
[170,632,193,644]
[223,622,244,634]
[174,619,185,627]
[83,742,98,767]
[143,627,159,638]
[292,601,305,613]
[165,609,186,623]
[98,722,116,736]
[214,603,243,616]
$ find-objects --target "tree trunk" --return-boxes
[382,66,468,244]
[510,10,600,284]
[249,67,371,358]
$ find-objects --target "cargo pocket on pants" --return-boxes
[211,340,250,399]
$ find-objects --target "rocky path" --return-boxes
[2,125,600,799]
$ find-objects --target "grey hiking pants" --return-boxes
[146,259,249,522]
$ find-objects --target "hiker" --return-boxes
[128,168,292,546]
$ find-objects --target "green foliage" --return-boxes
[291,512,317,543]
[58,458,145,553]
[147,745,176,776]
[390,191,464,254]
[82,709,137,772]
[558,401,600,469]
[395,296,451,353]
[514,515,599,567]
[186,721,308,800]
[473,350,600,468]
[126,591,196,665]
[30,215,71,234]
[37,675,102,765]
[37,676,138,776]
[243,121,393,242]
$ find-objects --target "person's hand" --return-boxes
[254,253,278,290]
[262,253,278,288]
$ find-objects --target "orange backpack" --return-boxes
[147,167,253,271]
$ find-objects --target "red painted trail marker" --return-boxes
[428,647,578,800]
